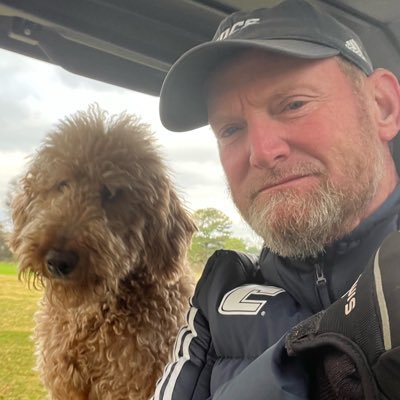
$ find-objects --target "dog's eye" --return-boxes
[100,185,117,202]
[57,180,69,192]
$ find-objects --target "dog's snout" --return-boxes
[45,249,79,278]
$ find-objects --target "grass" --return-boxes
[0,262,18,275]
[0,262,46,399]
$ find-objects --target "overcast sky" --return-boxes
[0,48,261,245]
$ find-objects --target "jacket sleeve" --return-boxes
[151,298,215,400]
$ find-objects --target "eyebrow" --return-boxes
[208,113,242,127]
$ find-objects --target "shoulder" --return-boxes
[193,250,288,318]
[192,250,311,357]
[193,250,258,315]
[198,249,259,286]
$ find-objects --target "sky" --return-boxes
[0,48,262,245]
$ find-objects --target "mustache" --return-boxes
[249,163,326,201]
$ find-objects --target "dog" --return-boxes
[9,106,196,400]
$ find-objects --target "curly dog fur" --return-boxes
[9,106,196,400]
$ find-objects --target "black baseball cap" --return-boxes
[160,0,373,132]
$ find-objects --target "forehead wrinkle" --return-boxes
[207,72,283,122]
[208,90,247,126]
[208,81,290,127]
[209,71,337,128]
[208,75,272,125]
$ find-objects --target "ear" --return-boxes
[143,182,197,284]
[367,68,400,142]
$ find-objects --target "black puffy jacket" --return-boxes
[152,186,400,400]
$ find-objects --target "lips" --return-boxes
[258,174,312,193]
[251,174,315,199]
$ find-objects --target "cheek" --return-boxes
[309,131,364,188]
[218,143,250,189]
[292,108,358,166]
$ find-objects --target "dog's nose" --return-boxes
[45,249,79,278]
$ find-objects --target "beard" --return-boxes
[246,170,378,259]
[232,116,384,260]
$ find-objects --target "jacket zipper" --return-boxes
[314,262,331,309]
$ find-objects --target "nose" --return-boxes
[45,249,79,278]
[248,117,291,169]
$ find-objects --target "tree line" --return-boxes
[0,223,12,261]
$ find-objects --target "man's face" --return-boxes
[207,51,386,258]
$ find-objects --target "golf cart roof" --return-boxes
[0,0,399,97]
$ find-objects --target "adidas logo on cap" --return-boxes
[345,39,368,63]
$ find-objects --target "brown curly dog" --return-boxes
[9,106,196,400]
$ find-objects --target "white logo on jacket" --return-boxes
[344,275,361,315]
[218,284,285,315]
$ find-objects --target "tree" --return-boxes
[189,208,231,271]
[0,223,13,261]
[222,236,248,252]
[188,208,260,275]
[193,208,232,242]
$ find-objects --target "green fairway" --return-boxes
[0,262,18,276]
[0,262,46,399]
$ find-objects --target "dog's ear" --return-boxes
[144,187,196,282]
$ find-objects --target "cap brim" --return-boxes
[160,39,339,132]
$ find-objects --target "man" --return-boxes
[152,0,400,399]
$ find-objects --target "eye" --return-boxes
[216,123,245,140]
[285,100,306,111]
[57,180,69,192]
[100,185,118,203]
[222,126,240,137]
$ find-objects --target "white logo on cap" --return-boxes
[216,18,260,41]
[345,39,367,62]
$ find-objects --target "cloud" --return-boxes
[55,67,125,93]
[0,100,53,152]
